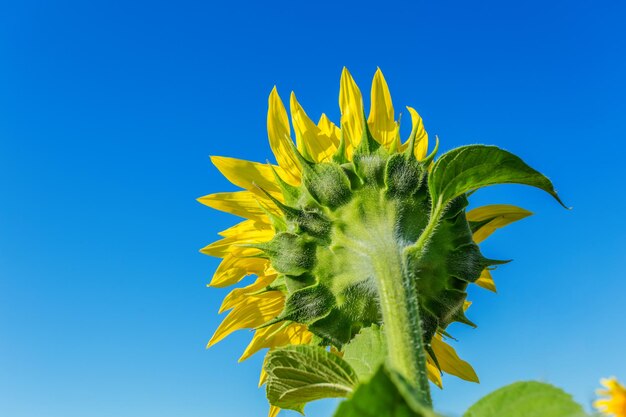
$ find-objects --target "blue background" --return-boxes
[1,1,625,416]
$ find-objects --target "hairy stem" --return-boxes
[337,194,446,406]
[367,202,440,407]
[372,246,432,406]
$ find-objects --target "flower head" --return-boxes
[595,377,626,417]
[199,68,553,414]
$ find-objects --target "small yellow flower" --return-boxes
[199,68,536,415]
[595,377,626,417]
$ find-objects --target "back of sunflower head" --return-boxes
[199,68,566,417]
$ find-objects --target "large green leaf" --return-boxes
[342,325,387,382]
[264,345,358,413]
[463,381,589,417]
[429,145,567,209]
[334,365,440,417]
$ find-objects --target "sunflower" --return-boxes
[595,377,626,417]
[199,68,538,415]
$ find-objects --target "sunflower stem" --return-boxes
[369,204,443,408]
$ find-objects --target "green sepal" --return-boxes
[261,232,316,276]
[332,130,348,164]
[340,163,363,190]
[353,112,382,157]
[384,153,425,197]
[419,135,439,167]
[256,182,332,242]
[268,162,300,205]
[284,128,315,167]
[291,209,332,243]
[265,275,287,292]
[258,204,288,233]
[424,343,441,372]
[352,120,389,187]
[482,257,512,267]
[468,218,494,234]
[451,308,477,328]
[352,152,388,188]
[272,284,335,325]
[301,162,353,209]
[285,273,317,292]
[308,308,356,347]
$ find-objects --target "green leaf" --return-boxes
[342,326,387,382]
[264,345,358,413]
[334,365,440,417]
[463,381,589,417]
[429,145,567,209]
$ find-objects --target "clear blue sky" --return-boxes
[1,1,625,416]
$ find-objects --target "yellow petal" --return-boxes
[220,273,277,313]
[239,322,312,361]
[210,156,285,200]
[240,322,284,361]
[368,68,397,148]
[207,292,285,346]
[267,87,302,186]
[404,107,429,160]
[218,219,268,238]
[268,405,280,417]
[601,377,618,389]
[317,113,341,144]
[209,246,267,288]
[430,335,479,383]
[200,226,274,257]
[475,269,497,292]
[594,377,626,416]
[259,362,269,387]
[290,92,339,162]
[466,204,533,244]
[593,399,608,409]
[339,68,365,159]
[197,191,275,222]
[426,358,443,388]
[264,264,278,276]
[283,323,312,345]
